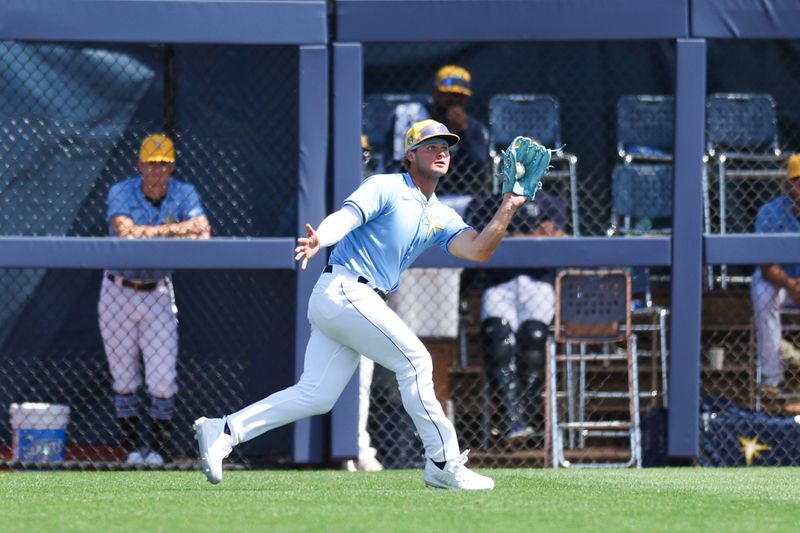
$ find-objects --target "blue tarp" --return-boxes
[0,43,155,345]
[699,397,800,467]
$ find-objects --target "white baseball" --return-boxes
[516,162,525,179]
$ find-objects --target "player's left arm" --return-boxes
[164,215,211,239]
[172,185,211,238]
[111,214,210,239]
[448,193,527,262]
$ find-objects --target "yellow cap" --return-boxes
[139,134,175,163]
[788,154,800,180]
[404,120,460,152]
[435,65,472,96]
[361,134,372,152]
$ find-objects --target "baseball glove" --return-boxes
[500,136,551,201]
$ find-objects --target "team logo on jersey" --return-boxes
[424,211,445,239]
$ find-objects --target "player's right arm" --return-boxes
[755,201,800,302]
[295,205,362,270]
[760,263,800,303]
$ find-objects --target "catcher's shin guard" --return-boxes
[516,320,549,427]
[480,317,523,433]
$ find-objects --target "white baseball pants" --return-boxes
[225,265,460,462]
[480,274,556,330]
[752,269,788,381]
[98,273,179,399]
[356,355,379,463]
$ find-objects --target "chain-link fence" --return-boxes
[362,40,677,238]
[360,39,800,469]
[360,40,674,468]
[699,40,800,467]
[0,41,299,469]
[0,268,295,469]
[4,35,800,471]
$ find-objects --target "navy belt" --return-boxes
[106,273,160,292]
[323,265,389,302]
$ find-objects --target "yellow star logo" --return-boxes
[424,211,445,240]
[738,435,771,466]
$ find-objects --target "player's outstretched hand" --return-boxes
[295,223,321,270]
[502,192,529,211]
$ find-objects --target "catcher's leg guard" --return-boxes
[480,317,522,433]
[515,320,548,427]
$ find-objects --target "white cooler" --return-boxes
[9,402,70,462]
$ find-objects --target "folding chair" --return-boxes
[547,270,642,468]
[704,93,785,288]
[488,94,580,235]
[616,94,674,163]
[362,93,429,172]
[610,163,672,236]
[609,162,672,312]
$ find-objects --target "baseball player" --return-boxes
[383,65,490,196]
[752,153,800,392]
[194,120,549,490]
[99,134,211,466]
[466,190,567,441]
[344,135,384,473]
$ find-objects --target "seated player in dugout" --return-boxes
[465,187,567,441]
[382,64,490,197]
[752,153,800,393]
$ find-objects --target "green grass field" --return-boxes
[1,468,798,532]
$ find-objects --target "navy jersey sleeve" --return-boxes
[457,117,490,166]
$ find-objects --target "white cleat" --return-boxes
[126,450,145,466]
[343,455,384,472]
[423,449,495,491]
[193,417,232,484]
[144,450,165,467]
[356,455,384,472]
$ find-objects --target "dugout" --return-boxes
[0,0,798,469]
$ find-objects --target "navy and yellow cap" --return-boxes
[435,65,472,96]
[788,153,800,180]
[139,134,175,163]
[404,120,460,152]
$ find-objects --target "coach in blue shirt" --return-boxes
[98,134,211,466]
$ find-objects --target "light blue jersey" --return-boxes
[329,173,471,292]
[755,195,800,278]
[107,176,206,281]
